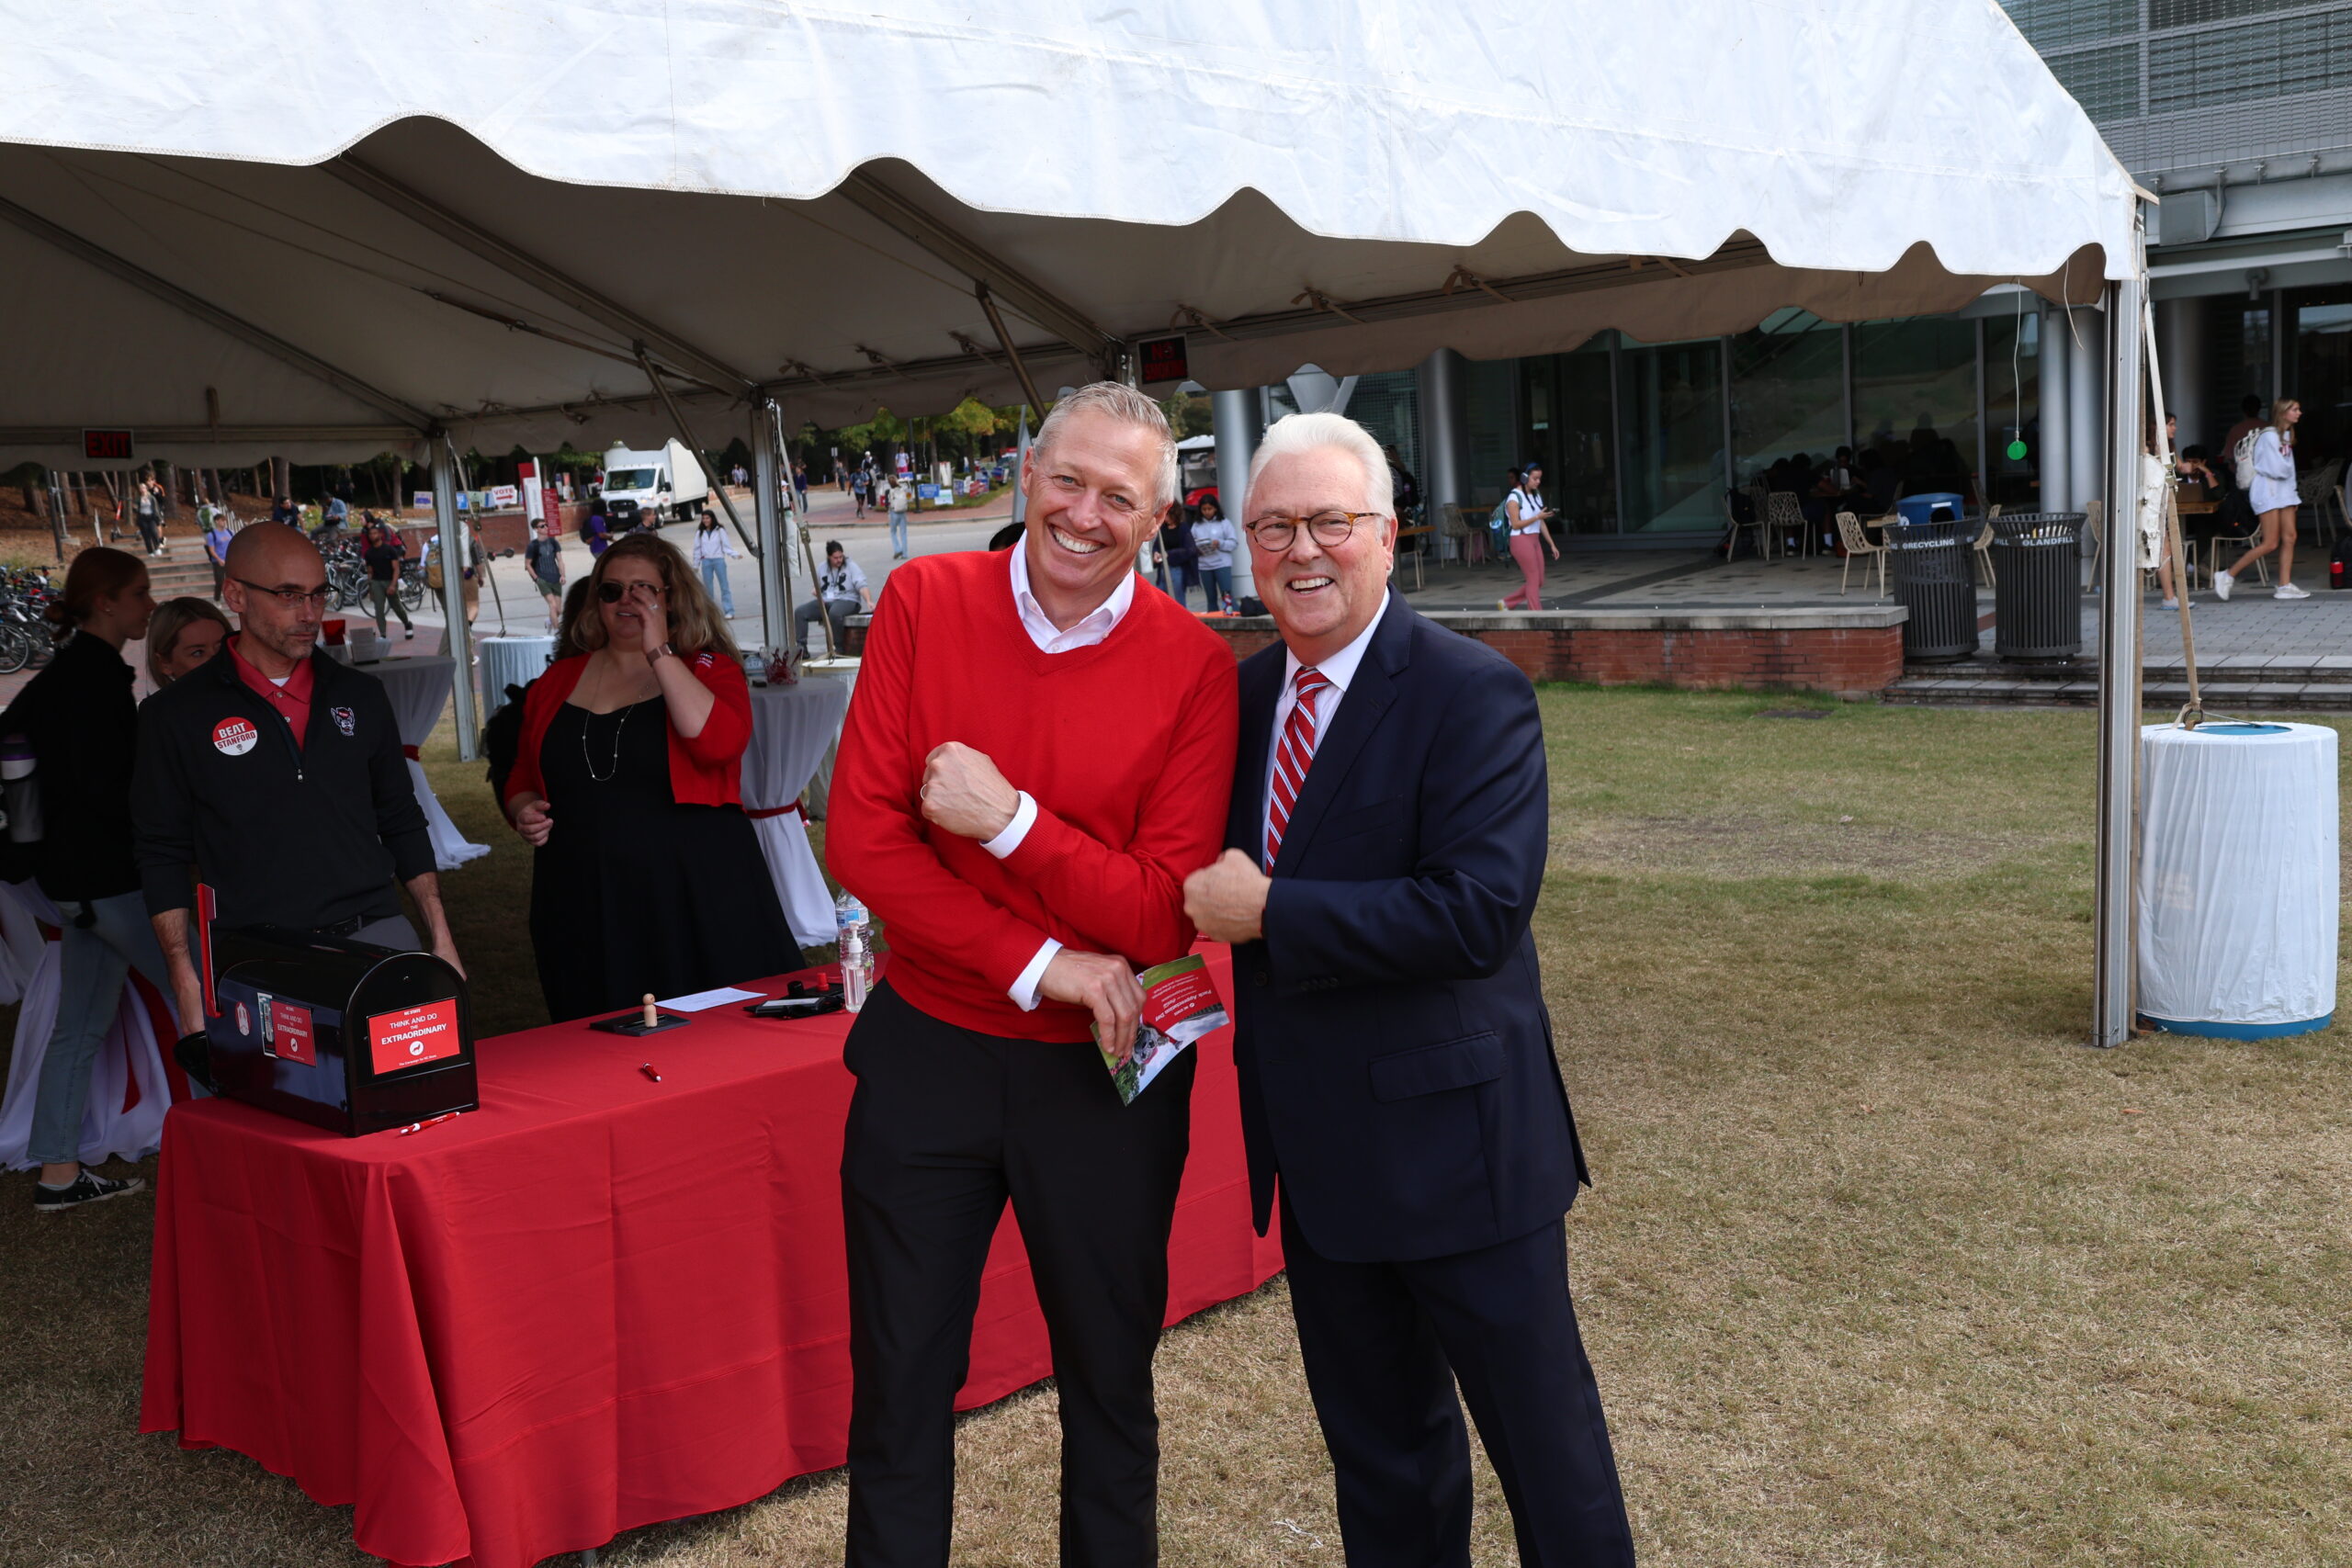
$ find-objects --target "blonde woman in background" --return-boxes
[143,598,231,687]
[2215,398,2306,601]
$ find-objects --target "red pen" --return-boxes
[639,1064,662,1083]
[396,1111,463,1136]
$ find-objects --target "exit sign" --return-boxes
[1135,335,1189,385]
[82,428,135,461]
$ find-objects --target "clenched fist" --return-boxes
[920,741,1020,840]
[1183,849,1270,944]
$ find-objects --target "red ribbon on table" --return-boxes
[744,802,805,820]
[401,745,421,761]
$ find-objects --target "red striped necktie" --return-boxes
[1266,665,1333,868]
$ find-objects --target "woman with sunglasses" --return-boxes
[501,534,800,1022]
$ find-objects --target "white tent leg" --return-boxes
[2091,218,2150,1049]
[433,442,479,764]
[753,402,788,652]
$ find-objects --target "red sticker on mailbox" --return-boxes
[268,999,316,1065]
[368,998,461,1075]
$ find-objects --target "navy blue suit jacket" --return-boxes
[1226,595,1587,1265]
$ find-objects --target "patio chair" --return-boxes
[1834,510,1885,597]
[1765,491,1809,558]
[1724,490,1772,560]
[2301,459,2345,548]
[1973,505,1997,588]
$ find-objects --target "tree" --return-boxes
[1161,389,1212,440]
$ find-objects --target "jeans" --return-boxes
[795,597,854,654]
[699,557,735,616]
[888,509,910,556]
[28,892,173,1165]
[1198,564,1234,611]
[367,578,413,636]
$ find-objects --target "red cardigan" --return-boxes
[503,650,755,812]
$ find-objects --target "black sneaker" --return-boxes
[32,1169,147,1213]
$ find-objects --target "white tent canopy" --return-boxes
[0,0,2134,470]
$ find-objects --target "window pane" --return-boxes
[2003,0,2137,50]
[2149,12,2352,112]
[1520,348,1618,534]
[1730,310,1847,485]
[1346,368,1422,504]
[2290,288,2352,469]
[1463,355,1521,510]
[1853,319,1981,503]
[2050,41,2142,119]
[1617,338,1725,532]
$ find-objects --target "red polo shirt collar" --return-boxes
[229,635,316,749]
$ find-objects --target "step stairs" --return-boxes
[1884,655,2352,712]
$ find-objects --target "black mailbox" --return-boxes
[208,924,477,1136]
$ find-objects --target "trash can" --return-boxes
[1885,513,1979,661]
[1988,512,2084,661]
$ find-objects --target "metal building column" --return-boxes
[432,442,478,763]
[1213,388,1261,520]
[2041,305,2072,513]
[2068,304,2107,523]
[1415,348,1470,517]
[2155,296,2209,452]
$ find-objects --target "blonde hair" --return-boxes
[145,596,232,685]
[2272,398,2300,442]
[1248,411,1393,517]
[575,533,739,659]
[1035,382,1179,510]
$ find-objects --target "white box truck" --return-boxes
[599,440,708,528]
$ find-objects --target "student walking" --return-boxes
[692,511,742,615]
[2215,398,2306,602]
[361,520,416,639]
[1498,462,1561,610]
[888,476,913,559]
[1191,496,1240,611]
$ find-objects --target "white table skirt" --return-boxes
[376,656,492,873]
[798,657,861,821]
[741,678,853,947]
[0,881,175,1171]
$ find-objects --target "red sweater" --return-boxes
[830,549,1239,1041]
[503,649,754,811]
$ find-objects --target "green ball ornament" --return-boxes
[2006,439,2029,461]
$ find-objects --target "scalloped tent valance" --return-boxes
[0,0,2137,468]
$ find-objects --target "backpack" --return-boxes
[2232,430,2261,491]
[1487,501,1512,555]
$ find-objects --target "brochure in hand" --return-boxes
[1094,953,1229,1105]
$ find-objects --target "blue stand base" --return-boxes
[2138,1012,2333,1040]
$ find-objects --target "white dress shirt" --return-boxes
[981,544,1140,1008]
[1263,592,1390,852]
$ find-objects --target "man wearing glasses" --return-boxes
[132,523,463,1036]
[1183,412,1634,1567]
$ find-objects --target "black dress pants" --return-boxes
[841,982,1196,1567]
[1282,1201,1636,1567]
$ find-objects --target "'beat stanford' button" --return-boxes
[212,717,259,756]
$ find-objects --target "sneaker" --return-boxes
[2161,598,2179,609]
[2212,570,2233,601]
[33,1168,146,1213]
[2277,583,2311,600]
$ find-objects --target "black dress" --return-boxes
[529,696,802,1023]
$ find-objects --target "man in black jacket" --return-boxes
[132,524,462,1033]
[1185,414,1633,1567]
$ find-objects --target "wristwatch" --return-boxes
[647,642,676,665]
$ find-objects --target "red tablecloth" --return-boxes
[141,948,1280,1568]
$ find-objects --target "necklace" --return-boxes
[578,658,643,784]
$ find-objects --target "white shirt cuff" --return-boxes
[1010,939,1060,1010]
[980,790,1038,860]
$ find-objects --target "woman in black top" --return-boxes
[4,548,169,1212]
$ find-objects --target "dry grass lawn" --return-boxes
[4,687,2349,1566]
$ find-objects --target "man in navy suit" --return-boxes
[1183,412,1634,1567]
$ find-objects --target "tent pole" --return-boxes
[433,440,480,764]
[2091,214,2149,1049]
[754,400,789,656]
[637,350,759,560]
[977,285,1046,414]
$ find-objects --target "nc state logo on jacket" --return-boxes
[331,705,356,738]
[212,717,258,756]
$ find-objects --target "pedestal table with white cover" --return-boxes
[0,879,176,1170]
[479,635,557,711]
[742,677,853,948]
[373,656,492,872]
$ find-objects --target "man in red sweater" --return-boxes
[828,382,1239,1567]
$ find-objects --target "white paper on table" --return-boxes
[658,987,767,1012]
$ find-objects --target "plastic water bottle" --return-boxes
[835,888,872,1012]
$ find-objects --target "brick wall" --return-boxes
[841,608,1907,699]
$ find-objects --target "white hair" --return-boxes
[1034,381,1179,511]
[1245,412,1391,518]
